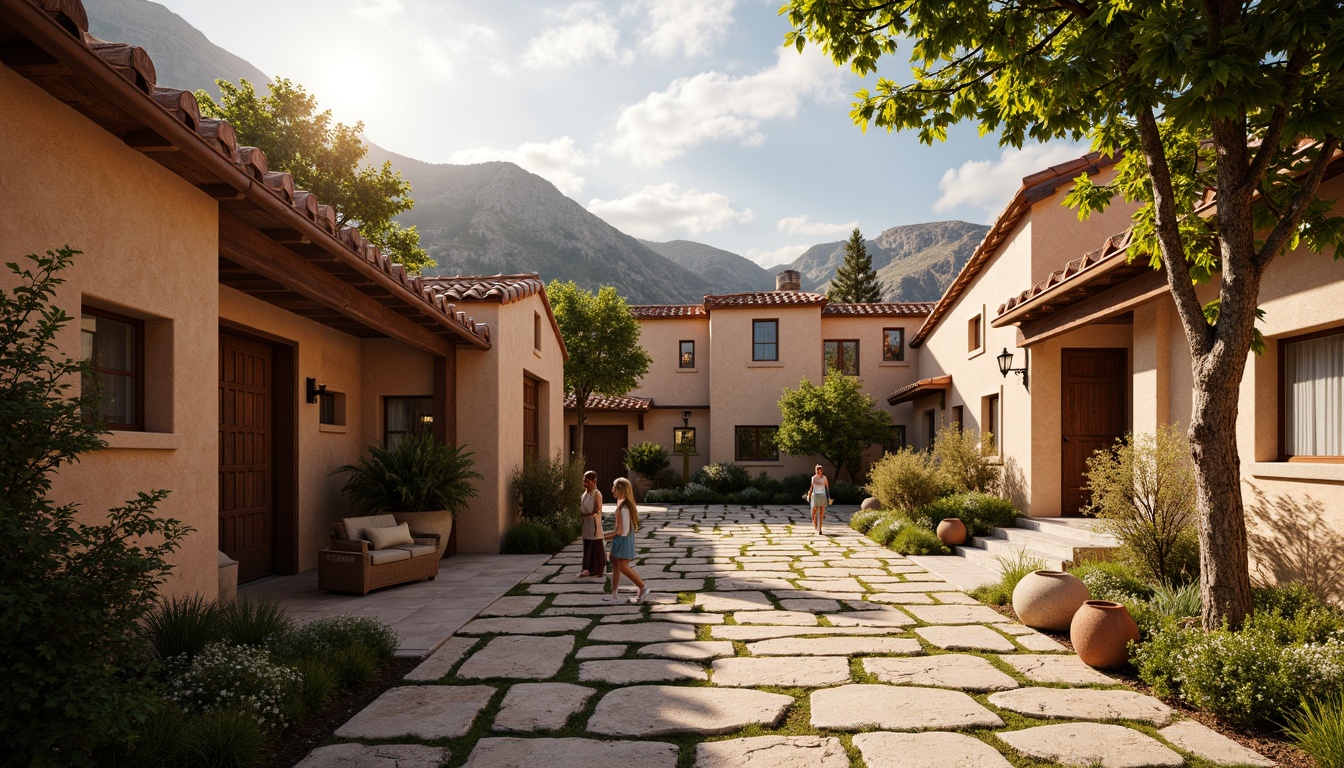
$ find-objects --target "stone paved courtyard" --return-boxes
[297,505,1274,768]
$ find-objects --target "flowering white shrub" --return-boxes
[269,614,398,662]
[164,641,301,732]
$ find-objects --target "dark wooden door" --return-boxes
[523,377,539,460]
[1061,348,1127,514]
[570,424,628,488]
[220,333,273,581]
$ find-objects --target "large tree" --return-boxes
[548,281,652,464]
[198,77,432,273]
[786,0,1344,628]
[828,227,885,302]
[776,369,893,481]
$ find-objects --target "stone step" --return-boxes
[952,541,1070,574]
[1012,517,1117,545]
[952,518,1119,575]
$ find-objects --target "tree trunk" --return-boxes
[573,389,587,467]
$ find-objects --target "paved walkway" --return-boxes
[296,506,1273,768]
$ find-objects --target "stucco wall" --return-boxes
[1,64,220,599]
[1028,166,1137,285]
[630,317,710,406]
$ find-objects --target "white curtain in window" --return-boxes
[1286,333,1344,456]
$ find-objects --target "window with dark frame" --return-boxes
[753,319,778,361]
[385,395,435,448]
[319,392,338,425]
[533,311,541,351]
[968,314,983,352]
[883,425,906,453]
[80,306,143,430]
[823,339,859,375]
[735,425,779,461]
[882,327,904,362]
[952,405,964,430]
[1281,328,1344,458]
[984,393,1001,453]
[679,340,695,368]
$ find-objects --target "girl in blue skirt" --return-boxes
[605,477,650,603]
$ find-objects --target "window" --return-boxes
[982,393,1001,453]
[735,425,779,461]
[883,425,906,453]
[882,328,905,362]
[385,396,434,447]
[1283,329,1344,457]
[679,340,695,369]
[968,313,983,353]
[824,339,859,375]
[533,311,541,351]
[673,426,696,453]
[319,391,347,428]
[81,307,143,430]
[951,405,964,430]
[753,320,778,361]
[924,410,937,449]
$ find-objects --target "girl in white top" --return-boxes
[808,464,831,535]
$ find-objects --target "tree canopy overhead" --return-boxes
[198,77,432,274]
[785,0,1344,629]
[828,227,885,303]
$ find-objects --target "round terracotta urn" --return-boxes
[936,517,967,546]
[861,497,882,511]
[1012,570,1090,631]
[1071,600,1141,669]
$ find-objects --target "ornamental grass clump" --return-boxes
[1286,692,1344,768]
[336,432,481,515]
[509,452,583,528]
[219,595,292,648]
[891,525,950,555]
[931,424,1000,493]
[866,448,947,516]
[146,594,224,662]
[164,642,302,732]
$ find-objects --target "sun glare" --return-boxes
[311,54,382,125]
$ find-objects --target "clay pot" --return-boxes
[861,497,882,511]
[936,517,967,546]
[392,510,454,559]
[1012,570,1090,631]
[1071,600,1141,669]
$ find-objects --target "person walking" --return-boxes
[577,470,606,578]
[808,464,831,535]
[606,477,651,603]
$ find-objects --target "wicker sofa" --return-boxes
[317,514,441,595]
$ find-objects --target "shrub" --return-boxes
[892,525,951,555]
[780,473,814,500]
[146,595,224,662]
[738,486,767,505]
[849,508,885,533]
[771,492,798,505]
[185,709,267,768]
[334,432,481,514]
[289,656,338,715]
[271,614,399,665]
[866,515,905,546]
[164,642,302,732]
[921,492,1018,537]
[830,479,865,504]
[653,467,683,489]
[623,441,671,479]
[1130,580,1203,632]
[1286,692,1344,768]
[749,471,783,496]
[644,488,684,504]
[932,424,1000,493]
[1254,582,1331,619]
[682,482,720,504]
[866,448,949,515]
[691,462,751,494]
[971,550,1048,606]
[329,644,380,688]
[219,595,292,648]
[1084,425,1199,585]
[509,453,584,528]
[96,701,194,768]
[1070,560,1155,603]
[502,520,550,553]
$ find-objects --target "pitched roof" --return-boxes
[909,152,1121,348]
[422,275,546,305]
[994,230,1139,322]
[563,394,652,411]
[628,304,708,319]
[823,302,936,317]
[887,375,953,405]
[702,291,829,308]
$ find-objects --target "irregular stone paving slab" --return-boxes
[735,561,794,570]
[645,612,724,624]
[998,623,1037,635]
[795,577,866,592]
[576,644,625,659]
[903,604,1012,624]
[1000,654,1118,685]
[493,682,594,732]
[823,609,913,627]
[649,603,694,613]
[295,744,449,768]
[639,578,709,591]
[747,637,921,657]
[930,592,979,605]
[1014,632,1068,652]
[458,617,590,635]
[639,641,736,660]
[716,578,797,591]
[589,623,696,643]
[712,625,894,641]
[458,634,575,680]
[780,598,841,612]
[527,583,607,594]
[1158,720,1275,767]
[989,687,1174,725]
[524,565,561,583]
[464,737,678,768]
[772,590,865,602]
[544,605,642,616]
[803,568,888,577]
[877,593,934,604]
[404,636,476,682]
[903,572,947,581]
[863,655,1018,691]
[550,592,673,606]
[852,732,1013,768]
[588,685,793,737]
[334,685,494,739]
[694,591,774,611]
[996,723,1184,768]
[811,685,1004,731]
[915,624,1016,652]
[695,736,848,768]
[712,656,851,687]
[579,659,708,684]
[480,595,546,616]
[733,610,819,626]
[843,600,886,610]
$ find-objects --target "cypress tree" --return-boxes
[827,227,884,303]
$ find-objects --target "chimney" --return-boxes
[775,269,801,292]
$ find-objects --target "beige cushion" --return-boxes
[366,523,414,550]
[367,548,412,565]
[392,543,437,558]
[343,514,398,543]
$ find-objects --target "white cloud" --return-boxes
[413,25,499,81]
[776,214,858,238]
[934,142,1092,220]
[450,137,591,195]
[635,0,737,58]
[349,0,403,22]
[587,183,754,239]
[745,244,808,269]
[522,3,621,68]
[609,46,844,166]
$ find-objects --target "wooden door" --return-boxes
[523,377,539,460]
[220,333,274,581]
[1061,348,1127,514]
[570,424,628,488]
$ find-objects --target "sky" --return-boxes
[152,0,1089,268]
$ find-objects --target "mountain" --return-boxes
[639,239,775,294]
[788,221,990,302]
[84,0,270,98]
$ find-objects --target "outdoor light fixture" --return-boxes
[681,410,691,427]
[305,377,327,404]
[996,348,1029,388]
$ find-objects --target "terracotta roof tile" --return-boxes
[628,304,708,318]
[563,394,653,411]
[422,274,546,305]
[996,230,1134,317]
[823,302,936,316]
[703,291,828,308]
[887,375,953,405]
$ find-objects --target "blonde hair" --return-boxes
[611,477,640,531]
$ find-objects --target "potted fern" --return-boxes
[623,441,671,500]
[334,433,481,558]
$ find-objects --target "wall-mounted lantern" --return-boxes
[996,348,1029,389]
[305,377,327,404]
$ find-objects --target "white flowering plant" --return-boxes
[268,614,398,664]
[163,642,302,732]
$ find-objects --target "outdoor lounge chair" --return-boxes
[317,514,440,595]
